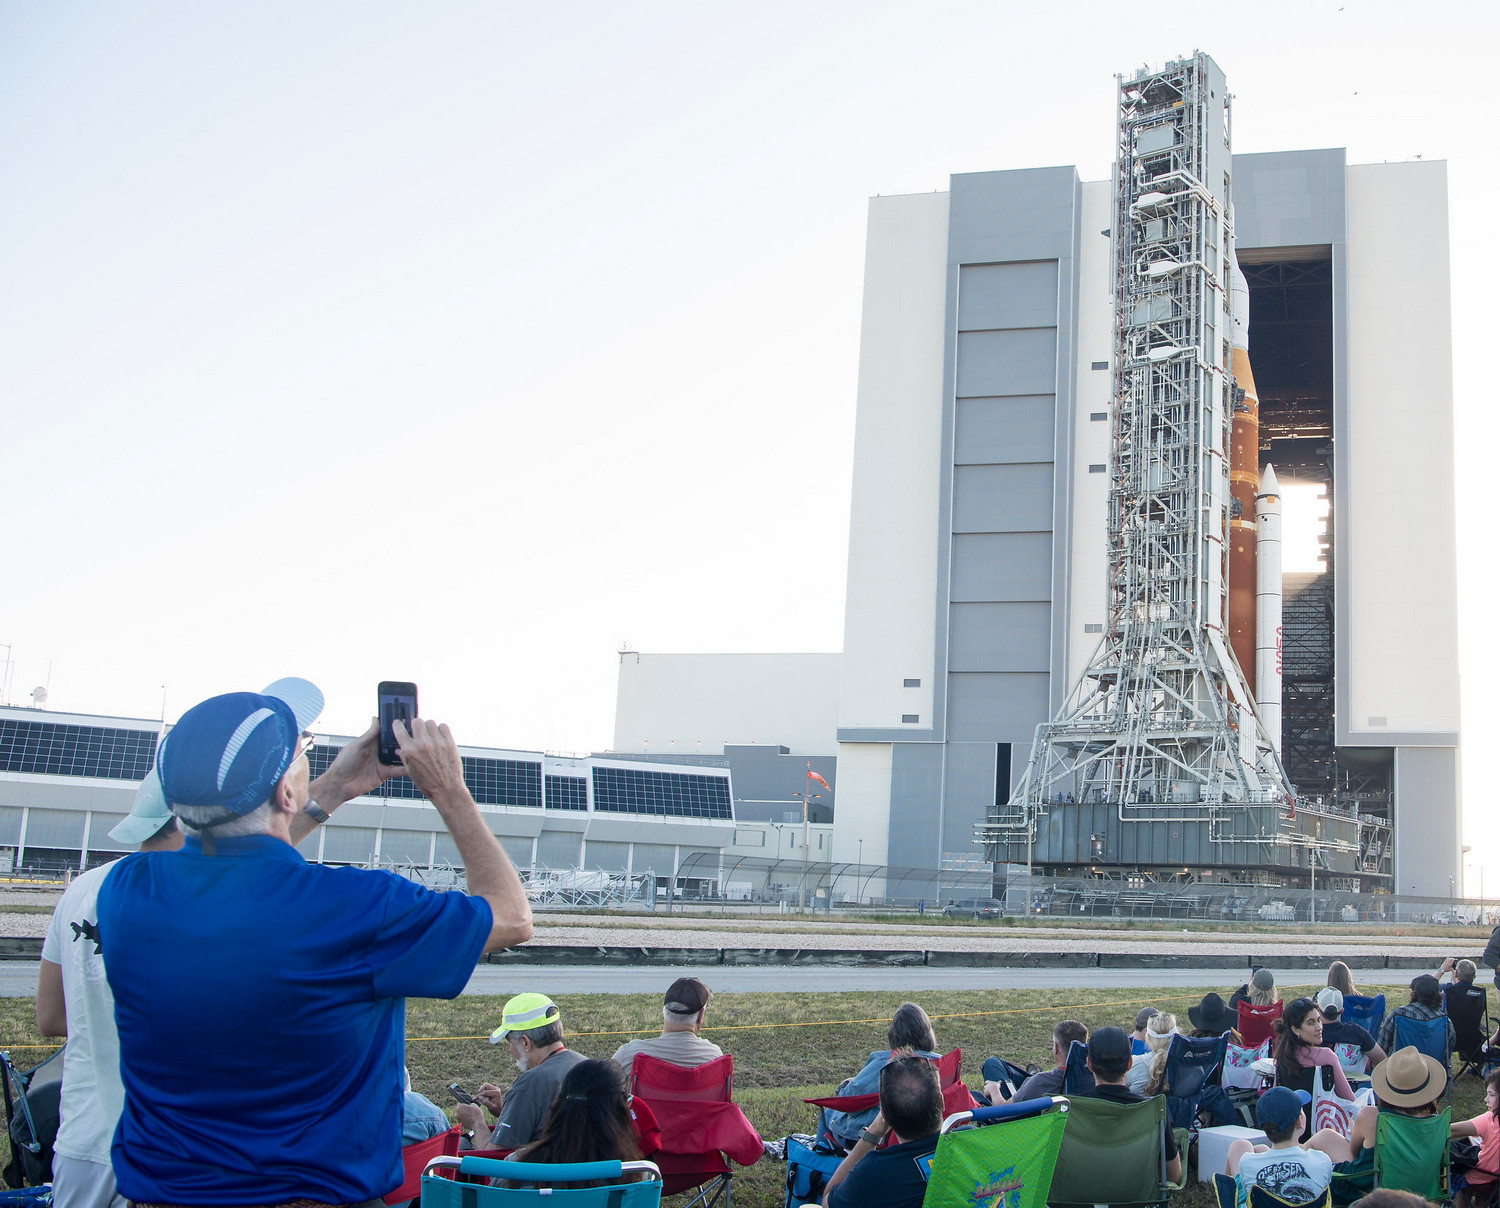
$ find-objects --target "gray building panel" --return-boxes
[888,742,944,874]
[941,741,996,860]
[954,396,1057,464]
[950,533,1053,602]
[946,673,1051,744]
[948,603,1053,672]
[948,167,1081,264]
[1394,746,1460,897]
[722,744,835,823]
[955,329,1059,397]
[957,261,1059,331]
[1232,149,1347,249]
[952,464,1055,533]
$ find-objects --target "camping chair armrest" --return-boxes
[423,1156,662,1183]
[942,1095,1068,1133]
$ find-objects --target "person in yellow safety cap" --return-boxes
[455,993,586,1151]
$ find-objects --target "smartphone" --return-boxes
[378,681,418,766]
[448,1082,476,1105]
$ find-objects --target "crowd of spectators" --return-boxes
[27,681,1500,1208]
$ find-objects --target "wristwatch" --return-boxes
[303,799,331,825]
[858,1127,883,1146]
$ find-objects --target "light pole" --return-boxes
[858,838,864,906]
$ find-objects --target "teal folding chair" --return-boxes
[420,1155,663,1206]
[1045,1095,1170,1208]
[922,1095,1069,1208]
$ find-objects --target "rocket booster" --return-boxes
[1227,211,1260,684]
[1256,464,1283,754]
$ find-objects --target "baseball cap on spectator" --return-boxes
[108,769,175,845]
[1135,1007,1160,1030]
[157,678,324,818]
[1256,1086,1311,1132]
[1087,1026,1132,1066]
[1411,974,1441,996]
[489,993,561,1043]
[1251,968,1276,991]
[665,977,711,1015]
[1316,987,1344,1016]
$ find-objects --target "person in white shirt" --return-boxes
[35,772,185,1208]
[611,977,724,1071]
[1225,1086,1333,1208]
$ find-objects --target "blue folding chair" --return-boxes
[1063,1040,1095,1095]
[1392,1014,1452,1070]
[1342,994,1386,1038]
[420,1156,663,1206]
[1160,1032,1228,1131]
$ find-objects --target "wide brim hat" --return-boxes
[1371,1045,1448,1107]
[1189,993,1233,1033]
[108,769,174,846]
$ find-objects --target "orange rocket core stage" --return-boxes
[1228,346,1260,682]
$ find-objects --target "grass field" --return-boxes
[1,982,1483,1207]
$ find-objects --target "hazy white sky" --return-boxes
[3,1,1496,885]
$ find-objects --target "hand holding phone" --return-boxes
[378,681,418,766]
[448,1082,476,1105]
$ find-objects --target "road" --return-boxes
[0,961,1412,999]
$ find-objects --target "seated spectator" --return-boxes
[455,993,586,1151]
[990,1020,1087,1104]
[1225,1086,1333,1207]
[1230,967,1277,1013]
[823,1003,940,1150]
[504,1060,644,1189]
[1318,987,1387,1069]
[1127,1012,1176,1094]
[1132,1007,1160,1055]
[1188,992,1242,1042]
[1305,1046,1448,1181]
[1328,960,1358,997]
[402,1066,451,1144]
[1449,1069,1500,1208]
[1080,1026,1182,1185]
[822,1057,943,1208]
[1378,975,1458,1059]
[610,977,723,1070]
[1274,997,1355,1106]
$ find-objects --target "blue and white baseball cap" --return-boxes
[157,678,324,818]
[108,768,175,845]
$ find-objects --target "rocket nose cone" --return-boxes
[1258,463,1280,496]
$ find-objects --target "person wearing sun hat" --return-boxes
[1304,1046,1450,1175]
[33,770,184,1208]
[455,993,587,1151]
[94,677,533,1208]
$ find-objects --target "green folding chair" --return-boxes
[923,1095,1069,1208]
[419,1155,663,1206]
[1214,1169,1335,1208]
[1372,1107,1451,1202]
[1046,1095,1170,1208]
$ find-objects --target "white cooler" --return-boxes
[1196,1124,1269,1182]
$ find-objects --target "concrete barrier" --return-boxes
[721,948,925,967]
[0,938,42,960]
[926,950,1094,969]
[1097,951,1243,969]
[487,946,720,966]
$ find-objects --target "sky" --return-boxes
[2,1,1496,889]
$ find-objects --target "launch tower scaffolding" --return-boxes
[977,54,1358,877]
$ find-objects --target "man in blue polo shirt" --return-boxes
[96,678,533,1206]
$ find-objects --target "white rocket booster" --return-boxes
[1255,464,1283,753]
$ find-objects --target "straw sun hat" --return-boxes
[1370,1045,1448,1107]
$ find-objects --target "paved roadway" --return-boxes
[0,962,1411,998]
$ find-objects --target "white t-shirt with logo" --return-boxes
[1237,1145,1334,1207]
[40,862,124,1166]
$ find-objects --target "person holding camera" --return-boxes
[96,678,533,1208]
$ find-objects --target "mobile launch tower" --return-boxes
[976,54,1360,875]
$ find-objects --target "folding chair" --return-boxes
[1340,994,1386,1039]
[1248,1185,1332,1208]
[1062,1040,1095,1096]
[804,1048,975,1149]
[1212,1171,1239,1208]
[1391,1014,1453,1084]
[629,1054,761,1208]
[0,1049,62,1190]
[1160,1032,1227,1132]
[419,1155,662,1206]
[1237,1001,1284,1050]
[1372,1106,1451,1202]
[1047,1094,1171,1208]
[1446,983,1492,1079]
[922,1095,1069,1208]
[385,1126,461,1206]
[1330,1043,1370,1085]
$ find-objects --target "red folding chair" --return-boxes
[383,1125,460,1205]
[804,1048,976,1147]
[628,1053,761,1208]
[1237,1000,1283,1049]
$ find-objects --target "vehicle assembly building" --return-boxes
[618,53,1462,903]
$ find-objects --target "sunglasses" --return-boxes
[296,730,318,761]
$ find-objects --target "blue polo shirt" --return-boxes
[96,834,492,1205]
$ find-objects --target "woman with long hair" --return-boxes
[1130,1012,1178,1094]
[505,1060,643,1188]
[823,1002,941,1150]
[1274,997,1355,1104]
[1327,961,1358,997]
